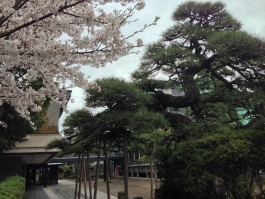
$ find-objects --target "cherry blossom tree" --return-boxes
[0,0,157,127]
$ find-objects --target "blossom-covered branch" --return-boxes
[0,0,156,127]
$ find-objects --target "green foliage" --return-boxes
[62,109,96,136]
[132,1,265,199]
[138,155,149,163]
[0,104,34,152]
[131,128,171,164]
[87,77,154,112]
[46,135,99,157]
[86,77,168,137]
[0,176,25,199]
[47,108,103,156]
[172,1,241,31]
[61,164,73,178]
[0,61,52,153]
[130,109,169,133]
[87,78,163,149]
[30,97,51,129]
[208,31,263,61]
[156,129,265,199]
[0,98,50,153]
[46,138,69,151]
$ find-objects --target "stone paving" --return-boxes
[45,179,117,199]
[23,187,50,199]
[23,177,153,199]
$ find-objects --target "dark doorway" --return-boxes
[26,165,43,186]
[47,164,58,185]
[26,164,58,186]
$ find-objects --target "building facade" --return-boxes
[0,91,71,186]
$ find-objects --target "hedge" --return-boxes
[0,176,26,199]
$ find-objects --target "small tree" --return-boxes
[48,78,169,199]
[86,77,168,199]
[138,129,171,198]
[62,164,73,178]
[47,109,99,199]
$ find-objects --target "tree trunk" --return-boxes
[154,167,158,189]
[74,153,81,199]
[153,143,158,189]
[78,152,84,199]
[87,150,92,199]
[83,151,87,199]
[150,149,154,199]
[104,141,111,199]
[123,134,129,199]
[94,141,101,199]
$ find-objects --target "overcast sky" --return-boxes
[59,0,265,131]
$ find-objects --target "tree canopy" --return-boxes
[48,77,168,155]
[132,0,265,135]
[85,77,168,142]
[131,1,265,198]
[0,0,157,127]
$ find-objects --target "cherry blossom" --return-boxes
[0,0,158,127]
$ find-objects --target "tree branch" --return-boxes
[0,0,30,26]
[0,0,86,38]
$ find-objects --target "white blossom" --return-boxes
[136,38,143,46]
[0,121,8,128]
[0,0,157,128]
[136,1,146,11]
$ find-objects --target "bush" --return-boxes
[68,174,77,179]
[89,174,95,180]
[98,174,104,179]
[62,164,73,178]
[0,176,25,199]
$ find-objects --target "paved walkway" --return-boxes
[23,186,50,199]
[23,177,153,199]
[45,179,117,199]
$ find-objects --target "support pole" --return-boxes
[83,152,87,199]
[124,134,129,199]
[105,141,110,199]
[74,154,81,199]
[87,150,92,199]
[94,141,101,199]
[78,152,84,199]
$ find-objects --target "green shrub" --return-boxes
[98,174,104,179]
[62,164,73,178]
[0,176,25,199]
[89,174,95,179]
[68,174,77,179]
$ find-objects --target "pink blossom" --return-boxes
[0,0,157,127]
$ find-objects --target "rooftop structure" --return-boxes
[0,91,72,185]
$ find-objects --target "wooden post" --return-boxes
[150,149,154,199]
[74,154,81,199]
[94,141,101,199]
[153,143,158,190]
[124,133,129,199]
[104,141,111,199]
[83,151,87,199]
[78,152,84,199]
[87,150,92,199]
